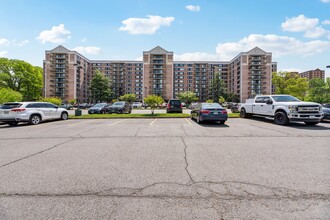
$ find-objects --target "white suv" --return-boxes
[0,102,69,126]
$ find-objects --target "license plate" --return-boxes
[213,112,218,114]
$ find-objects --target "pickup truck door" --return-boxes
[252,97,265,114]
[260,96,273,116]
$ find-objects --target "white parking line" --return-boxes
[68,120,91,127]
[108,119,127,126]
[149,119,157,126]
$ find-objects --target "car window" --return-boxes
[45,103,57,108]
[272,95,300,102]
[202,103,222,109]
[169,100,181,105]
[0,103,22,109]
[35,103,47,108]
[255,97,265,103]
[26,103,37,108]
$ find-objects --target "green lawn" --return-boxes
[70,113,240,119]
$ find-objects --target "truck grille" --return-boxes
[297,105,319,113]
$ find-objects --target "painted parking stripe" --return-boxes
[149,119,157,126]
[185,118,192,125]
[108,119,127,126]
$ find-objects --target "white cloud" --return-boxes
[37,24,71,44]
[72,46,101,55]
[279,68,303,73]
[216,34,330,60]
[322,20,330,25]
[281,15,319,32]
[18,40,29,46]
[119,15,175,35]
[281,15,330,39]
[185,5,201,12]
[0,51,8,57]
[174,52,218,61]
[0,38,10,46]
[321,0,330,2]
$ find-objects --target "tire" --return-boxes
[29,114,41,125]
[61,112,68,120]
[305,122,319,125]
[274,111,289,125]
[219,120,225,125]
[240,108,247,118]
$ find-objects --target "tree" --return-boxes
[306,78,330,103]
[272,71,308,100]
[0,88,23,103]
[210,72,226,102]
[144,95,164,114]
[39,97,62,106]
[218,96,225,104]
[89,70,113,103]
[177,91,198,106]
[0,58,43,101]
[119,93,136,103]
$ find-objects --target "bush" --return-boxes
[38,97,62,106]
[0,88,23,104]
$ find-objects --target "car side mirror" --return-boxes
[266,100,273,105]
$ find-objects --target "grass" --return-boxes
[70,113,240,119]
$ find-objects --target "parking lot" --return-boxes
[0,118,329,219]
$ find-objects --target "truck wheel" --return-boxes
[274,111,289,125]
[305,122,319,125]
[240,108,247,118]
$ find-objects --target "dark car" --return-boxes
[166,99,182,113]
[59,104,73,110]
[191,102,228,124]
[88,103,110,114]
[109,101,132,114]
[322,103,330,108]
[231,103,240,113]
[322,107,330,121]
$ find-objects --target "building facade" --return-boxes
[299,69,325,80]
[43,45,276,103]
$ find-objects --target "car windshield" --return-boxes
[93,103,106,107]
[272,95,300,102]
[202,103,222,109]
[113,102,124,106]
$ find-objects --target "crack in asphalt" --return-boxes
[181,137,195,183]
[0,138,75,169]
[1,181,328,201]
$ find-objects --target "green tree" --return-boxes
[177,91,198,106]
[119,93,136,103]
[89,70,113,103]
[0,88,23,103]
[218,96,225,104]
[210,72,226,102]
[306,78,330,103]
[144,95,164,114]
[272,71,309,100]
[0,58,43,100]
[225,92,240,102]
[39,97,62,106]
[206,99,213,103]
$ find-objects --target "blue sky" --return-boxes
[1,0,330,77]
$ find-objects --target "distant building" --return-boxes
[299,69,325,80]
[43,46,276,103]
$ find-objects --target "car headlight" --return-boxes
[288,105,297,112]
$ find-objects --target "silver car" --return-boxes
[0,102,69,126]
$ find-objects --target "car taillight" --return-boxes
[221,110,227,114]
[200,109,210,114]
[180,104,182,108]
[167,103,170,108]
[11,108,26,112]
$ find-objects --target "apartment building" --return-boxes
[299,69,325,80]
[43,45,275,103]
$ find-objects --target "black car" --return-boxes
[322,103,330,108]
[322,107,330,121]
[191,102,228,124]
[88,103,110,114]
[166,99,182,113]
[109,101,132,114]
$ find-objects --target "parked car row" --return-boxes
[88,102,132,114]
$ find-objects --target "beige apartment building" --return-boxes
[299,69,325,80]
[43,45,276,103]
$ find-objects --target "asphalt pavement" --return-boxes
[0,118,329,219]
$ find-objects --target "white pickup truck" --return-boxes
[239,95,324,125]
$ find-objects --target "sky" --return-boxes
[1,0,330,77]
